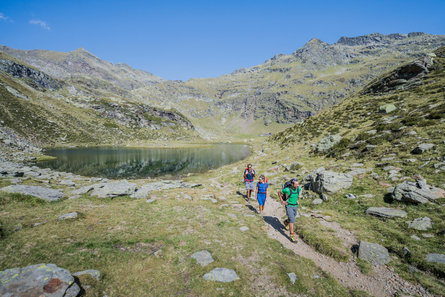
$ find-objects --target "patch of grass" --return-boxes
[297,216,350,262]
[356,258,373,275]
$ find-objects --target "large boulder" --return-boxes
[425,254,445,265]
[309,168,353,194]
[316,134,342,153]
[0,263,81,297]
[90,180,137,198]
[0,185,64,201]
[358,241,390,265]
[411,143,435,154]
[392,180,444,204]
[379,104,397,113]
[366,207,407,218]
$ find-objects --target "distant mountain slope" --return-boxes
[0,46,163,90]
[0,52,196,147]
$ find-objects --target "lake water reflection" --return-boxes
[37,144,251,179]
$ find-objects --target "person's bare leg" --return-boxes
[289,223,294,235]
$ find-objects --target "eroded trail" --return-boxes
[254,197,432,297]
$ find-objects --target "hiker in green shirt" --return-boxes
[278,179,302,243]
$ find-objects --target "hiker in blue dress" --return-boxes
[243,164,255,201]
[255,175,268,214]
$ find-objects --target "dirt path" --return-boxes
[252,197,432,297]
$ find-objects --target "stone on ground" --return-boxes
[366,207,407,218]
[358,241,390,265]
[392,180,444,204]
[425,254,445,265]
[287,272,297,284]
[73,269,101,280]
[411,143,435,154]
[309,168,353,193]
[0,263,81,297]
[191,250,214,267]
[203,268,239,282]
[0,185,64,201]
[239,226,249,232]
[379,104,397,113]
[312,198,323,205]
[316,134,342,153]
[91,180,137,198]
[408,217,432,231]
[58,212,78,221]
[71,185,94,196]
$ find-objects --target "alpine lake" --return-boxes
[36,143,251,179]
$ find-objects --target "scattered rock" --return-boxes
[316,134,341,153]
[58,212,78,221]
[73,269,101,280]
[0,263,81,297]
[0,185,64,201]
[203,268,239,282]
[411,143,435,154]
[345,193,356,199]
[130,180,201,199]
[425,254,445,265]
[239,226,249,232]
[366,207,407,218]
[321,193,329,201]
[392,180,444,204]
[191,250,214,267]
[91,180,137,198]
[408,217,432,231]
[358,241,390,265]
[284,161,304,172]
[379,104,397,113]
[402,246,411,258]
[410,235,421,241]
[287,272,297,284]
[312,199,323,205]
[201,197,217,203]
[146,198,155,203]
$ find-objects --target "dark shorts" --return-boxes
[286,205,298,223]
[245,181,255,190]
[257,193,266,205]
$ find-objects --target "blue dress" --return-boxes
[256,182,268,205]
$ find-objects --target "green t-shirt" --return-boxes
[281,186,301,206]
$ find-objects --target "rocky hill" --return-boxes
[0,52,197,151]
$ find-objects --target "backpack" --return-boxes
[281,180,301,201]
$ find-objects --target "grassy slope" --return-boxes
[264,48,445,294]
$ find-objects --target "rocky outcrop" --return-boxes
[0,57,62,90]
[308,168,353,193]
[293,38,353,67]
[392,180,444,204]
[0,263,81,297]
[203,268,240,282]
[90,180,137,198]
[361,54,435,94]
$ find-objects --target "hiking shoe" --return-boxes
[284,219,289,230]
[290,233,297,243]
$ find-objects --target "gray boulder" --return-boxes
[287,272,297,284]
[191,250,214,267]
[90,180,137,198]
[73,269,101,280]
[0,263,80,297]
[71,185,94,196]
[316,134,341,153]
[379,104,397,113]
[408,217,432,231]
[203,268,239,282]
[358,241,390,265]
[425,254,445,265]
[58,212,78,221]
[366,207,407,218]
[0,185,64,201]
[312,198,323,205]
[412,143,435,154]
[309,168,353,194]
[392,180,444,204]
[284,161,304,172]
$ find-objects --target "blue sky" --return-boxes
[1,0,444,81]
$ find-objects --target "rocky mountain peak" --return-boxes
[292,38,351,67]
